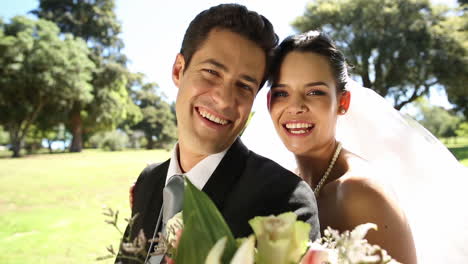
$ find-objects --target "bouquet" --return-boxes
[104,177,400,264]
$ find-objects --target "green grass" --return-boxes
[442,137,468,166]
[0,149,170,264]
[448,146,468,166]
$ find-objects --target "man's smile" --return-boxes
[196,107,231,126]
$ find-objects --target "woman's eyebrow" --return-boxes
[271,83,286,89]
[305,81,329,88]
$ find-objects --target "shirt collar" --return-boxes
[166,143,228,190]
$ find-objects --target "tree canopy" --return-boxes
[32,0,138,152]
[412,98,462,138]
[31,0,122,49]
[0,16,95,157]
[293,0,467,113]
[130,77,177,150]
[0,0,179,156]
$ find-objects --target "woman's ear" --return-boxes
[339,90,351,114]
[172,53,185,88]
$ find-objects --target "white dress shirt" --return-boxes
[165,143,228,190]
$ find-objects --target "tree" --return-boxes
[412,98,462,138]
[0,125,9,145]
[31,0,122,49]
[82,59,141,140]
[293,0,467,111]
[443,0,468,117]
[0,16,95,157]
[456,122,468,138]
[32,0,138,152]
[131,81,177,149]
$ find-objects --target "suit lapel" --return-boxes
[140,160,170,235]
[202,138,249,211]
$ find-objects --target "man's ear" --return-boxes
[172,53,185,87]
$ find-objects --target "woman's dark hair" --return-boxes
[180,4,279,89]
[268,30,349,91]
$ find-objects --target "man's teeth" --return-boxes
[285,123,313,129]
[199,109,228,125]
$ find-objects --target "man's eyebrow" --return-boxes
[200,59,228,72]
[240,74,259,86]
[201,58,259,86]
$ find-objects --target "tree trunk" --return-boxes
[69,103,83,152]
[146,135,154,149]
[7,124,22,158]
[47,139,53,153]
[360,54,373,89]
[10,131,22,158]
[11,140,21,158]
[8,99,46,158]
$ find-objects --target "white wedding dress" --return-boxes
[242,80,468,263]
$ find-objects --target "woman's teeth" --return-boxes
[285,123,313,129]
[284,122,313,134]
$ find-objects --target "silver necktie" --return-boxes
[147,174,185,264]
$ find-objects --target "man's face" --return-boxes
[172,28,266,157]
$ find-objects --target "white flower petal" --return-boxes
[205,237,227,264]
[230,235,255,264]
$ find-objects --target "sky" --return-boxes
[0,0,458,112]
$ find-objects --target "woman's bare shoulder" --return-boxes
[330,149,417,264]
[337,175,385,206]
[336,153,403,220]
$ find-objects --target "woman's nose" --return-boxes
[287,96,308,114]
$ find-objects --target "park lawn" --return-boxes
[0,149,170,264]
[448,146,468,166]
[443,137,468,167]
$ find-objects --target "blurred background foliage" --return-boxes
[0,0,177,158]
[0,0,466,160]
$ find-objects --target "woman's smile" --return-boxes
[282,121,315,136]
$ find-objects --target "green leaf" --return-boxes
[175,178,237,264]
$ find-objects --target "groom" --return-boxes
[116,4,319,263]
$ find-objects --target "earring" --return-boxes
[340,108,346,114]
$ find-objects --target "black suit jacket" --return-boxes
[116,138,319,263]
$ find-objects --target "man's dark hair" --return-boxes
[180,4,279,89]
[268,31,349,92]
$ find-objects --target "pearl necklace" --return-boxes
[313,142,342,197]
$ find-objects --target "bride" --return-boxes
[242,31,468,263]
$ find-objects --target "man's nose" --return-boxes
[211,82,235,109]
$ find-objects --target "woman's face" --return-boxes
[269,51,342,155]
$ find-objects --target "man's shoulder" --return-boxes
[142,161,165,174]
[239,148,319,239]
[245,150,298,180]
[136,160,170,183]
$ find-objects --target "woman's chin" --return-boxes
[285,144,309,156]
